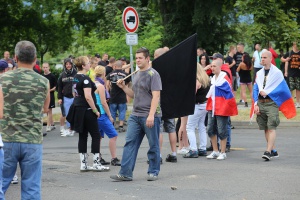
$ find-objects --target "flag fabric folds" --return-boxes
[152,34,197,119]
[206,71,238,117]
[252,64,296,119]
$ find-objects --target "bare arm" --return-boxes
[146,90,160,128]
[284,62,289,77]
[97,84,114,122]
[43,82,51,113]
[84,88,100,118]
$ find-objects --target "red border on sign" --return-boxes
[122,7,139,33]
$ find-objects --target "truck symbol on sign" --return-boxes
[127,16,135,24]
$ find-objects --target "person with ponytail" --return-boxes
[94,65,121,166]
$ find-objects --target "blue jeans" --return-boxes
[110,103,127,121]
[0,148,4,199]
[64,97,74,128]
[2,143,42,200]
[227,118,231,147]
[119,115,161,178]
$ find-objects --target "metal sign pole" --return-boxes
[130,45,134,81]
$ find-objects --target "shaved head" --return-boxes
[261,50,272,67]
[154,48,166,59]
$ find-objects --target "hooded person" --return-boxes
[57,58,77,136]
[0,60,9,74]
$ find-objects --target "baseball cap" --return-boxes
[212,53,224,60]
[120,57,126,61]
[0,60,8,70]
[95,53,100,58]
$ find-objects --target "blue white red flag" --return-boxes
[206,71,238,117]
[251,64,296,119]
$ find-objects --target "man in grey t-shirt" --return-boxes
[110,47,162,181]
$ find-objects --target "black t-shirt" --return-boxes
[99,60,109,67]
[107,69,130,104]
[225,56,235,77]
[73,74,97,107]
[195,85,210,104]
[283,50,300,77]
[105,65,113,76]
[43,73,57,93]
[233,52,247,77]
[258,69,270,99]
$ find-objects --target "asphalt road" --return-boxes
[5,125,300,200]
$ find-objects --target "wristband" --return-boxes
[93,109,98,113]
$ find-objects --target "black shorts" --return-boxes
[49,92,55,109]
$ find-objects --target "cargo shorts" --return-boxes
[256,101,280,130]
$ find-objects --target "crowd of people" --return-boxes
[0,40,298,198]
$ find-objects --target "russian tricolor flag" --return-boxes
[206,72,238,117]
[252,65,296,119]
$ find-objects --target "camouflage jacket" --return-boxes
[0,68,49,144]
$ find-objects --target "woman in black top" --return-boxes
[183,63,210,158]
[68,56,109,172]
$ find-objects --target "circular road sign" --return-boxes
[122,7,139,33]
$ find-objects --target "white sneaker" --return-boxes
[11,175,18,184]
[177,147,189,155]
[217,152,227,160]
[61,129,71,137]
[46,126,51,132]
[60,128,65,134]
[69,130,75,136]
[296,103,300,108]
[206,151,220,159]
[91,164,110,172]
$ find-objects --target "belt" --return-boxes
[196,101,207,104]
[258,99,273,103]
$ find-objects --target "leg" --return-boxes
[0,148,4,199]
[144,117,161,176]
[63,97,74,129]
[2,142,18,194]
[118,103,127,128]
[198,109,207,151]
[109,103,117,122]
[216,116,229,153]
[19,144,43,200]
[266,130,276,152]
[159,134,163,155]
[119,115,144,178]
[207,111,219,152]
[84,110,100,154]
[109,137,117,158]
[186,106,200,151]
[241,84,247,102]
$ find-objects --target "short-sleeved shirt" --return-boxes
[132,68,162,117]
[73,74,97,108]
[107,69,130,104]
[0,68,49,144]
[233,52,246,76]
[283,51,300,77]
[43,73,57,93]
[253,50,262,68]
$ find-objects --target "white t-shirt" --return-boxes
[253,50,263,68]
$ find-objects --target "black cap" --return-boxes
[95,53,100,58]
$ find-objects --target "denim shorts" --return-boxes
[160,118,175,133]
[207,111,229,140]
[109,103,127,121]
[256,101,280,130]
[97,114,118,138]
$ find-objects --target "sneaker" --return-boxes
[271,150,279,158]
[147,174,158,181]
[110,174,132,181]
[198,149,207,156]
[51,125,56,130]
[217,152,227,160]
[262,151,271,161]
[118,127,126,132]
[183,150,199,158]
[11,175,18,184]
[43,133,47,137]
[100,157,110,165]
[69,130,75,136]
[111,158,121,166]
[91,164,110,172]
[177,147,189,155]
[206,151,220,159]
[296,103,300,108]
[165,154,177,163]
[46,126,51,132]
[60,128,65,134]
[80,165,92,172]
[61,129,71,137]
[244,102,248,107]
[230,125,235,129]
[226,146,231,153]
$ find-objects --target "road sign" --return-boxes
[126,33,138,45]
[122,7,139,33]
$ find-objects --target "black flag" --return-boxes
[152,34,197,119]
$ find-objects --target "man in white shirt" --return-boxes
[252,43,263,83]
